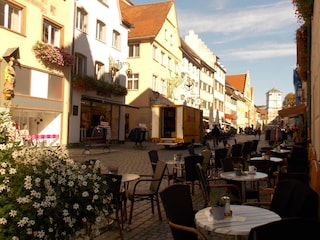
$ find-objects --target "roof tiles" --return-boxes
[120,1,173,39]
[226,74,247,93]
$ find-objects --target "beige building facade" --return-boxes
[123,1,182,135]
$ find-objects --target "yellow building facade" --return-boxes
[0,0,73,145]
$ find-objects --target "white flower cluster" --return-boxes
[0,107,111,239]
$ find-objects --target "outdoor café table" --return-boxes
[220,171,268,202]
[165,159,185,165]
[249,156,284,172]
[195,205,281,240]
[121,173,140,189]
[249,156,283,163]
[271,149,291,158]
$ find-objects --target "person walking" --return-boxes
[211,124,220,147]
[257,127,261,140]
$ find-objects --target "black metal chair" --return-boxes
[244,179,319,219]
[230,143,243,157]
[127,160,166,224]
[271,179,318,219]
[248,159,274,187]
[220,156,246,172]
[160,184,208,240]
[250,140,259,155]
[195,163,242,207]
[188,144,196,155]
[248,217,320,240]
[102,173,124,239]
[286,145,309,173]
[213,147,229,176]
[242,141,253,159]
[175,155,204,195]
[199,148,212,178]
[148,149,174,185]
[148,150,159,173]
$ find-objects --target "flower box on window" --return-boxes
[33,41,75,67]
[73,75,127,97]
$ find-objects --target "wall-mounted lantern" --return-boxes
[109,57,132,78]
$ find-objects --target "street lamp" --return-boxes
[296,87,303,104]
[184,78,194,91]
[109,57,132,78]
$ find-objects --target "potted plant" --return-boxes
[233,162,243,176]
[209,189,226,220]
[265,150,271,160]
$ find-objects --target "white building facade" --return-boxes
[70,0,131,143]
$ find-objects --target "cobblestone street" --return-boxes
[68,134,270,240]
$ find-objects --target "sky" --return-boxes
[131,0,302,106]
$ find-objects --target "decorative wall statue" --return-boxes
[3,57,16,100]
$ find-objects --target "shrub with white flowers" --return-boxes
[0,107,111,239]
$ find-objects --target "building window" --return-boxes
[160,78,166,95]
[96,20,106,42]
[127,73,139,90]
[168,56,172,71]
[152,74,157,91]
[43,19,61,47]
[98,0,108,5]
[152,45,158,61]
[112,30,121,49]
[74,53,87,76]
[95,61,104,80]
[0,1,23,33]
[161,51,165,66]
[76,7,87,33]
[129,43,140,57]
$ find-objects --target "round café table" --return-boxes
[220,171,268,202]
[121,173,140,188]
[249,156,283,163]
[195,205,280,239]
[271,149,291,158]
